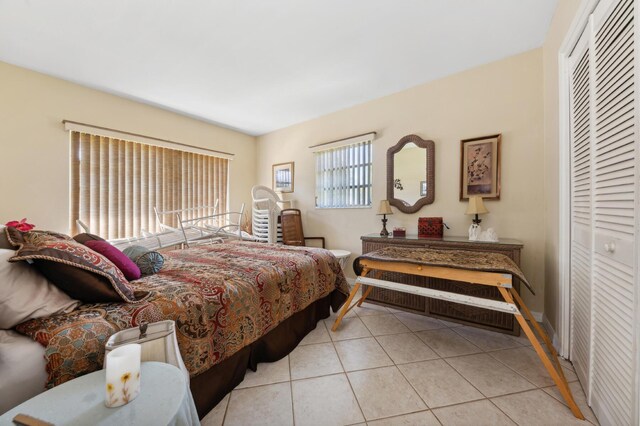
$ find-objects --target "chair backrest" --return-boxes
[280,209,305,246]
[251,185,282,210]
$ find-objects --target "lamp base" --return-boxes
[380,216,389,237]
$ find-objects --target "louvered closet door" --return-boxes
[590,0,637,424]
[568,27,593,396]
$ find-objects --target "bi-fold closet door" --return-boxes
[568,24,592,401]
[567,0,639,424]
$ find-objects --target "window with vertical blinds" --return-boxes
[314,140,372,208]
[69,131,229,239]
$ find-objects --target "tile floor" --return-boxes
[201,300,598,426]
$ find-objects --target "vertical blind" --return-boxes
[69,131,229,239]
[315,140,372,208]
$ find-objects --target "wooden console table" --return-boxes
[360,234,524,335]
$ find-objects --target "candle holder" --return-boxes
[105,343,141,408]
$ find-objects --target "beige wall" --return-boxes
[0,5,585,320]
[258,49,546,312]
[0,61,256,234]
[542,0,583,332]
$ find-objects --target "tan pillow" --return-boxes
[0,248,80,329]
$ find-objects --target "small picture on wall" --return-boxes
[272,162,295,193]
[460,134,501,200]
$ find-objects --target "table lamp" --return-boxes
[377,200,393,237]
[465,196,488,240]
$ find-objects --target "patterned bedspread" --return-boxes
[15,242,349,388]
[356,246,533,294]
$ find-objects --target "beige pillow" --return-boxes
[0,248,80,329]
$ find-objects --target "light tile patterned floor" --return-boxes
[202,301,598,426]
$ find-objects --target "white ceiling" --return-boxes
[0,0,557,136]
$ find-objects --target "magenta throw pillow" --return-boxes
[84,240,141,280]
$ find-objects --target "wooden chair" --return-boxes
[280,209,325,248]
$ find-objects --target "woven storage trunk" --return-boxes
[418,217,443,239]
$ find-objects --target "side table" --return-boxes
[0,362,199,426]
[329,249,351,270]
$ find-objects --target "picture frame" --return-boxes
[272,161,295,193]
[460,134,501,200]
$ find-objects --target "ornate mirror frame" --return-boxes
[386,134,435,213]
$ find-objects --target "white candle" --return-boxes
[105,343,141,408]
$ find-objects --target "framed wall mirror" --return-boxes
[387,134,435,213]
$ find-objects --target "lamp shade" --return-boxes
[377,200,393,215]
[465,196,489,215]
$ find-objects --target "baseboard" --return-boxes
[530,311,543,323]
[542,313,560,352]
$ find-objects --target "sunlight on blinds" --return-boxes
[69,131,229,239]
[315,140,372,208]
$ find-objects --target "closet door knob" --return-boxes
[604,242,616,253]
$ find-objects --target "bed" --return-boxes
[3,241,349,417]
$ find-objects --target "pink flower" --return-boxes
[5,218,35,232]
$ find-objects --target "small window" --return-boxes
[314,139,372,208]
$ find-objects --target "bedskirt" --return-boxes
[190,290,345,417]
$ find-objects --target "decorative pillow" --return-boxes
[0,248,80,329]
[72,232,106,245]
[4,227,71,246]
[0,226,13,250]
[122,246,165,276]
[7,229,148,304]
[84,240,141,280]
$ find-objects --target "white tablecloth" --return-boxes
[0,362,199,426]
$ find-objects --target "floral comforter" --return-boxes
[16,242,349,388]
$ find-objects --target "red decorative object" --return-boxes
[418,217,443,239]
[392,227,406,237]
[5,218,35,232]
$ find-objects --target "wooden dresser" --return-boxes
[360,234,524,335]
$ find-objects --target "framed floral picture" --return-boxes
[460,134,501,200]
[272,161,295,193]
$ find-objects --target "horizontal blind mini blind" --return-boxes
[315,141,372,208]
[69,131,229,239]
